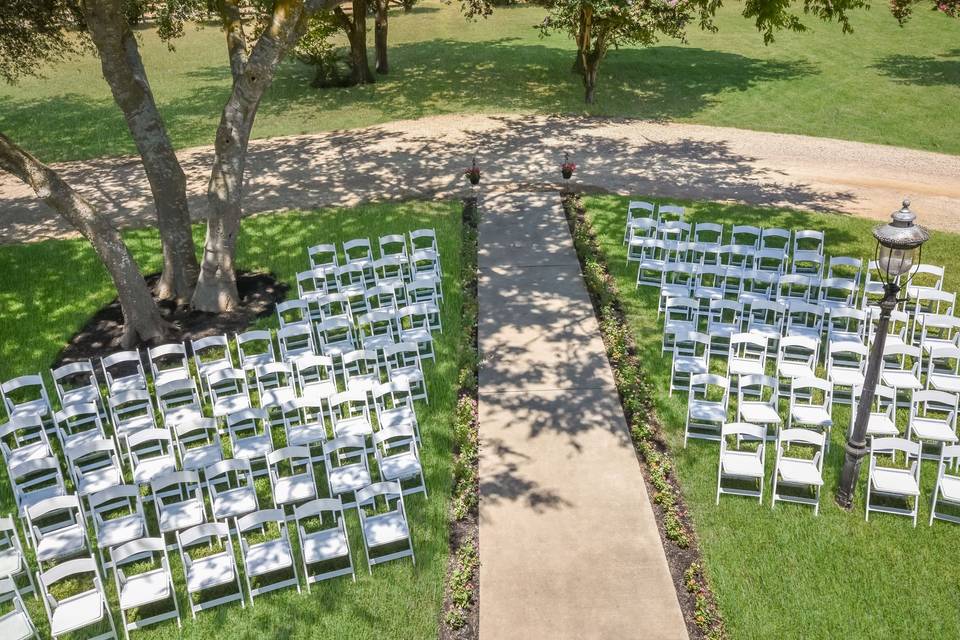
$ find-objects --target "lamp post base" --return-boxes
[836,440,868,510]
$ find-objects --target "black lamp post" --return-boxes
[836,199,930,509]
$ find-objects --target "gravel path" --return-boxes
[1,113,958,243]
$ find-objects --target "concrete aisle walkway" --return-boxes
[477,190,688,640]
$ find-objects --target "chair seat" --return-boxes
[363,512,410,547]
[242,353,274,370]
[871,467,920,496]
[213,487,258,520]
[5,442,49,469]
[0,609,34,640]
[159,498,205,533]
[929,375,960,394]
[939,474,960,502]
[120,568,170,609]
[379,408,417,432]
[380,453,422,482]
[97,513,144,548]
[154,370,190,388]
[61,430,102,453]
[400,328,432,344]
[164,406,203,428]
[334,417,373,439]
[11,400,50,419]
[346,375,379,394]
[234,435,273,460]
[674,357,708,375]
[274,475,317,506]
[109,376,146,395]
[213,395,251,417]
[777,458,824,486]
[302,529,349,564]
[287,422,328,447]
[301,381,337,402]
[721,451,764,479]
[867,414,899,437]
[182,444,222,472]
[36,524,86,562]
[778,363,815,380]
[133,456,177,485]
[688,402,726,422]
[729,359,764,377]
[791,406,833,427]
[245,540,294,577]
[77,466,122,496]
[329,463,371,496]
[363,336,396,352]
[739,402,781,424]
[50,590,104,636]
[911,419,959,443]
[115,415,154,438]
[186,553,236,593]
[880,372,922,390]
[261,388,297,409]
[830,369,865,388]
[0,547,24,576]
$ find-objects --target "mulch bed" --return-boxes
[53,270,288,368]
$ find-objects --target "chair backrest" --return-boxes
[308,243,339,269]
[206,458,254,497]
[827,256,863,282]
[721,421,767,442]
[379,233,408,258]
[689,374,730,403]
[294,497,345,529]
[871,436,921,461]
[276,299,310,327]
[356,480,403,508]
[760,227,791,250]
[409,228,438,252]
[101,350,146,388]
[881,342,921,372]
[156,377,201,414]
[236,330,276,367]
[50,359,97,402]
[1,374,49,414]
[343,238,373,263]
[790,376,832,407]
[693,222,723,245]
[777,335,819,367]
[910,263,944,290]
[178,521,231,550]
[911,389,958,423]
[40,557,102,597]
[238,508,287,537]
[192,334,232,371]
[147,343,190,380]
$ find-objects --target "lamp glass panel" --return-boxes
[877,244,916,278]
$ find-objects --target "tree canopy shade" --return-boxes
[0,0,87,83]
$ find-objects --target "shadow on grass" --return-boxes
[871,48,960,86]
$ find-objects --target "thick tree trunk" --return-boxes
[572,8,588,75]
[583,62,598,103]
[335,2,375,85]
[194,0,319,312]
[374,0,389,74]
[0,132,169,347]
[82,0,199,305]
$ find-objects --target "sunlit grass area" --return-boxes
[0,200,463,639]
[0,1,957,162]
[583,194,960,639]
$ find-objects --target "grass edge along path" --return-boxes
[561,192,727,640]
[440,195,480,638]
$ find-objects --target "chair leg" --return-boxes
[929,484,940,526]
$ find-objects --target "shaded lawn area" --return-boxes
[0,1,957,162]
[0,201,462,639]
[583,194,960,639]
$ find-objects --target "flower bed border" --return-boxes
[561,191,727,640]
[440,195,480,639]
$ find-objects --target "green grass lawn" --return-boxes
[0,1,957,162]
[582,194,960,640]
[0,201,463,639]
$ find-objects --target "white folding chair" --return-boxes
[8,457,67,523]
[928,345,960,394]
[112,537,181,637]
[826,341,867,404]
[0,515,35,598]
[276,299,310,328]
[0,576,39,639]
[357,310,398,352]
[745,299,786,344]
[818,277,857,312]
[907,390,959,461]
[909,263,945,291]
[706,299,743,351]
[879,342,923,407]
[372,380,421,442]
[635,239,667,288]
[916,314,960,355]
[378,233,409,265]
[754,248,788,275]
[38,557,117,640]
[50,360,101,412]
[294,498,355,589]
[236,330,276,371]
[716,423,766,504]
[277,324,316,363]
[155,378,203,429]
[152,471,206,541]
[174,418,223,474]
[867,307,910,350]
[657,204,686,223]
[254,362,298,411]
[775,336,819,389]
[267,446,318,513]
[88,485,146,572]
[308,243,339,269]
[670,330,710,397]
[784,300,824,342]
[776,274,813,304]
[624,201,655,244]
[225,408,274,475]
[355,481,415,572]
[191,334,234,401]
[791,230,824,275]
[146,344,191,387]
[771,428,825,515]
[826,306,867,346]
[728,333,768,379]
[1,375,52,426]
[177,522,245,617]
[26,495,90,565]
[65,437,123,499]
[207,367,251,418]
[127,428,178,488]
[293,354,338,401]
[788,377,834,447]
[374,424,427,497]
[315,317,357,359]
[385,341,427,403]
[736,374,782,438]
[398,302,439,361]
[852,384,899,440]
[866,437,922,526]
[730,225,760,251]
[281,397,330,461]
[342,349,383,394]
[53,402,107,454]
[101,351,147,395]
[684,374,729,445]
[929,444,960,526]
[107,390,156,450]
[237,509,301,604]
[206,459,260,526]
[826,256,862,289]
[626,220,658,262]
[1,413,53,470]
[331,390,374,441]
[324,436,372,508]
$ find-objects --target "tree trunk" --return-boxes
[194,0,319,312]
[572,7,588,75]
[375,0,389,74]
[0,132,169,347]
[335,2,375,85]
[583,61,598,104]
[82,0,199,305]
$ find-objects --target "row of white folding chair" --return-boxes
[716,423,827,514]
[622,201,685,240]
[285,280,442,328]
[295,259,443,302]
[308,229,439,270]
